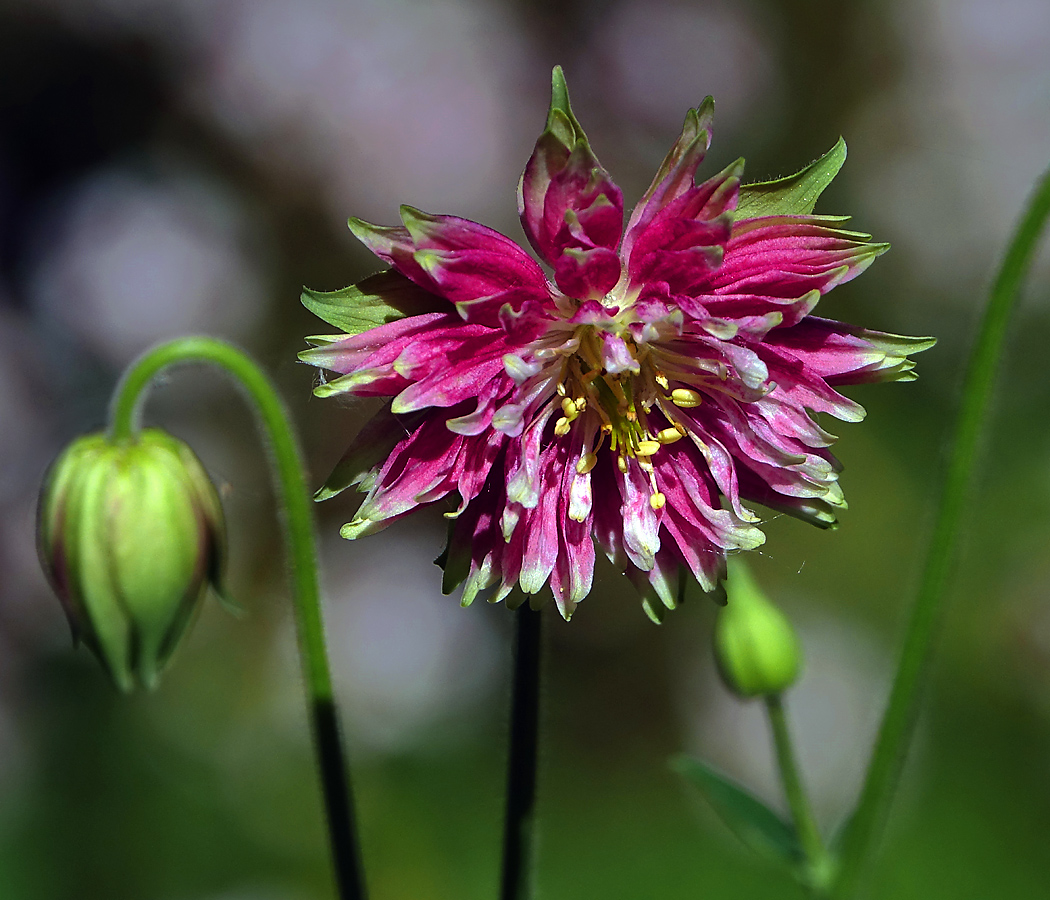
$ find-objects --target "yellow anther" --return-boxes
[650,492,666,510]
[657,427,684,444]
[655,372,670,390]
[561,396,578,419]
[636,440,661,457]
[575,397,587,411]
[554,417,572,436]
[617,455,628,473]
[557,382,567,396]
[671,388,703,408]
[576,453,597,475]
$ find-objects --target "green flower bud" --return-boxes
[713,561,802,698]
[37,428,227,691]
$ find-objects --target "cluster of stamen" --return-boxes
[551,325,706,510]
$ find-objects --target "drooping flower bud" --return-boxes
[713,561,801,698]
[37,429,228,691]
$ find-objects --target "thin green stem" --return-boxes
[110,336,366,900]
[765,695,828,889]
[833,167,1050,897]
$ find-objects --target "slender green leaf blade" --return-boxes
[832,163,1050,899]
[735,138,847,220]
[672,754,802,865]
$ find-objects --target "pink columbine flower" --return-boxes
[300,68,934,622]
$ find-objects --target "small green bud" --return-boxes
[37,429,228,691]
[713,561,802,698]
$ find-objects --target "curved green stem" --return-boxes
[110,336,366,900]
[833,167,1050,897]
[765,695,829,891]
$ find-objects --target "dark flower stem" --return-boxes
[501,603,543,900]
[109,336,366,900]
[833,166,1050,897]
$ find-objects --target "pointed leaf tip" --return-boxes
[735,137,848,220]
[550,65,570,116]
[547,65,584,139]
[300,270,445,337]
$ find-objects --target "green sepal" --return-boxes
[313,406,414,501]
[301,270,445,337]
[672,754,803,866]
[548,66,581,142]
[434,514,471,599]
[640,98,715,205]
[641,595,666,624]
[538,66,602,163]
[761,496,842,530]
[735,138,847,220]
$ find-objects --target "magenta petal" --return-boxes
[600,332,640,375]
[392,354,509,414]
[401,207,551,319]
[659,512,726,593]
[625,159,742,295]
[518,443,566,595]
[551,500,595,619]
[553,245,622,299]
[519,135,624,266]
[344,417,463,537]
[623,98,715,259]
[617,461,661,571]
[498,299,556,344]
[349,210,553,327]
[700,290,821,329]
[505,402,557,509]
[447,427,505,513]
[518,70,624,272]
[301,312,452,376]
[701,219,888,299]
[761,317,936,386]
[447,500,500,606]
[570,299,619,325]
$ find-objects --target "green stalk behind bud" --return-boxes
[38,429,227,691]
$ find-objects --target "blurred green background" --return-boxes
[2,0,1050,897]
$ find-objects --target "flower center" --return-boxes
[550,323,703,510]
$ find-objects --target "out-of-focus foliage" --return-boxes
[1,0,1049,898]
